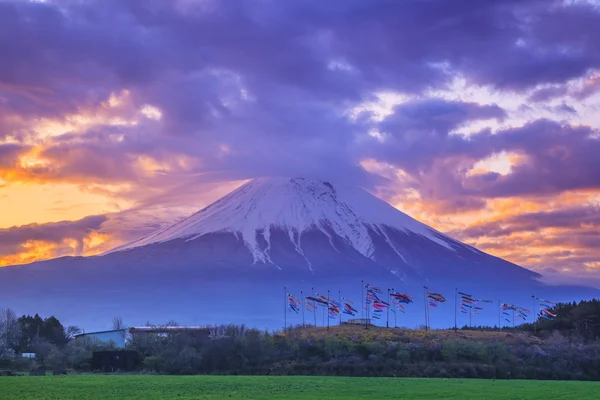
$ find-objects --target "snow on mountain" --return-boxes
[109,177,458,266]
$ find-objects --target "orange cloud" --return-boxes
[0,239,71,267]
[0,231,116,267]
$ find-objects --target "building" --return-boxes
[129,325,211,334]
[92,350,138,372]
[74,329,127,348]
[128,325,212,340]
[75,325,212,348]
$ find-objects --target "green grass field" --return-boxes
[1,375,599,399]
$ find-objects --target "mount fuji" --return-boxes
[106,177,539,283]
[0,178,595,330]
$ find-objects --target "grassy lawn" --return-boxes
[1,375,599,399]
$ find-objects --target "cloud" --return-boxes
[0,143,29,169]
[571,73,600,100]
[462,120,600,197]
[1,0,599,194]
[459,205,600,239]
[528,86,569,102]
[0,215,108,259]
[550,103,578,115]
[373,116,600,210]
[0,210,181,266]
[2,0,599,119]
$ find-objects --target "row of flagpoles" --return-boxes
[283,283,557,332]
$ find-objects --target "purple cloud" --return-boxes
[528,85,569,103]
[2,0,599,122]
[380,99,506,137]
[464,120,600,197]
[458,206,600,239]
[550,103,578,115]
[1,0,599,219]
[374,115,600,206]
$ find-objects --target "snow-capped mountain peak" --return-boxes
[110,177,456,263]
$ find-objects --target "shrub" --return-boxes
[143,356,162,372]
[395,348,410,363]
[0,342,15,368]
[441,340,488,362]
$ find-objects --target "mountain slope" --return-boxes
[107,177,538,282]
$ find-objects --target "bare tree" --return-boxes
[64,325,82,340]
[0,308,21,350]
[112,316,128,342]
[112,316,125,331]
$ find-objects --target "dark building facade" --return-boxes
[92,350,139,372]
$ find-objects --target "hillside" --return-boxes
[283,324,543,345]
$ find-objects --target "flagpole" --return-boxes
[284,286,287,334]
[512,308,515,328]
[361,280,364,320]
[532,295,536,334]
[386,288,390,328]
[469,305,472,329]
[338,290,342,326]
[312,287,316,327]
[454,288,457,332]
[301,290,305,329]
[423,286,428,331]
[364,283,369,330]
[394,302,397,328]
[327,290,330,331]
[498,300,501,328]
[391,287,394,327]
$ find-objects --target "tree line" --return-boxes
[519,299,600,342]
[1,299,600,379]
[0,309,81,369]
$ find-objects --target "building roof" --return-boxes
[128,326,211,333]
[74,329,127,337]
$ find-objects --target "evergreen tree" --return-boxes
[17,314,68,352]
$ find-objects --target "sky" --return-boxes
[1,0,600,286]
